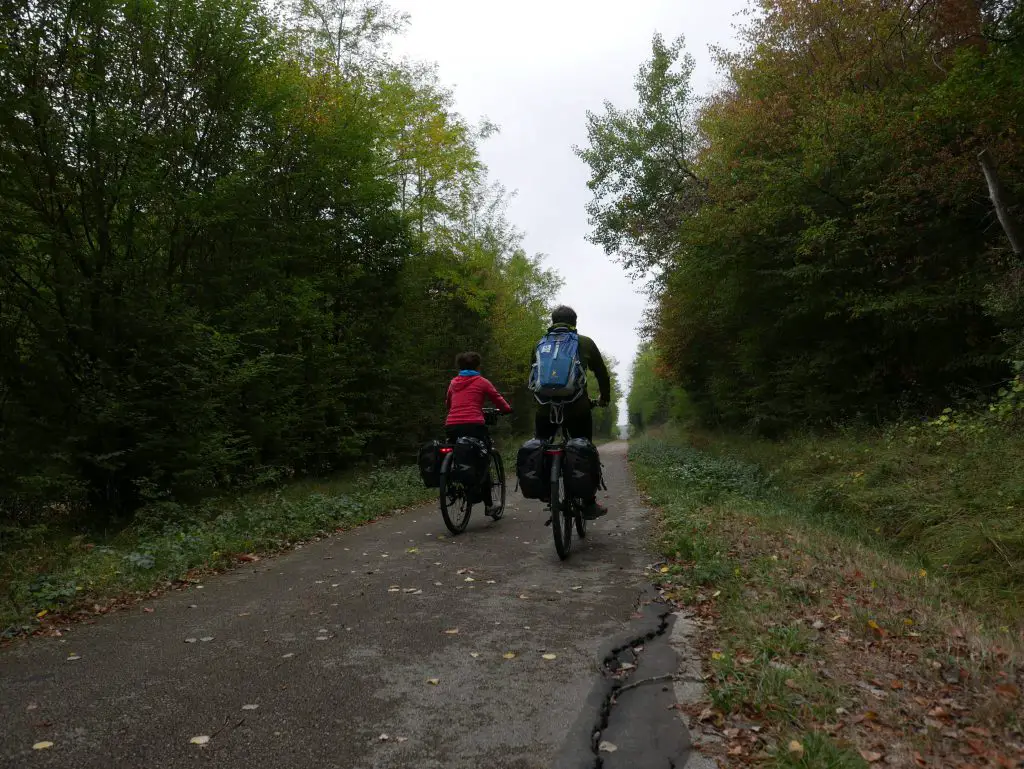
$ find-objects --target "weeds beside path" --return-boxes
[630,435,1023,768]
[1,465,433,639]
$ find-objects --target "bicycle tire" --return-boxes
[574,502,587,538]
[488,452,506,520]
[439,453,472,535]
[550,454,573,560]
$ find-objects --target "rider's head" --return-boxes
[456,351,482,371]
[551,305,577,328]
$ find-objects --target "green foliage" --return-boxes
[580,2,1024,430]
[0,0,556,523]
[626,341,691,431]
[593,355,623,438]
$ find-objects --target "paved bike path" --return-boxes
[1,441,694,768]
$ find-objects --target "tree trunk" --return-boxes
[979,147,1023,256]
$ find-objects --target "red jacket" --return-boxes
[445,374,512,426]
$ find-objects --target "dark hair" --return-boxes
[456,351,481,370]
[551,305,577,326]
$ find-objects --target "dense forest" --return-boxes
[0,0,559,524]
[580,0,1024,433]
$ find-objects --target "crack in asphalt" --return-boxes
[588,601,673,768]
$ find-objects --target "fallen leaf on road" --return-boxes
[503,652,516,659]
[860,750,883,763]
[36,610,48,619]
[427,678,440,685]
[242,704,259,711]
[406,548,419,554]
[189,736,210,746]
[378,733,390,741]
[464,577,475,583]
[396,736,408,743]
[485,580,496,584]
[443,628,459,635]
[238,554,260,563]
[788,740,804,757]
[542,653,557,660]
[457,568,472,574]
[518,594,528,599]
[659,566,670,573]
[185,638,197,643]
[66,654,81,662]
[200,636,213,642]
[142,607,154,613]
[281,653,295,659]
[470,652,480,658]
[599,741,618,753]
[434,582,442,586]
[32,742,53,750]
[388,588,400,593]
[619,662,636,671]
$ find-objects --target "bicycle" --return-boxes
[543,399,605,560]
[438,408,507,535]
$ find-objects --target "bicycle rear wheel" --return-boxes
[439,453,472,535]
[574,503,587,538]
[550,454,573,560]
[488,452,506,520]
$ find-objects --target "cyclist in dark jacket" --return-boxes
[532,305,611,518]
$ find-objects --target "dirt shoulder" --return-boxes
[630,435,1024,769]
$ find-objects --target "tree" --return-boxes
[574,34,704,279]
[583,3,1024,431]
[0,0,558,522]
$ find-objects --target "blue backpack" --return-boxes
[528,330,587,403]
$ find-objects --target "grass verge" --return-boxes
[630,433,1023,768]
[1,463,433,638]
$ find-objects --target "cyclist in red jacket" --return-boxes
[445,351,512,517]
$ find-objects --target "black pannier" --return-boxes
[452,436,489,487]
[418,440,444,488]
[564,438,602,499]
[516,439,549,500]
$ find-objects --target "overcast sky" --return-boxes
[388,0,748,417]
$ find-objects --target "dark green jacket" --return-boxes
[531,324,611,402]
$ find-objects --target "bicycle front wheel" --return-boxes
[488,452,506,520]
[550,454,573,560]
[439,453,472,535]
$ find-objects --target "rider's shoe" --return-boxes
[582,501,607,520]
[484,504,501,518]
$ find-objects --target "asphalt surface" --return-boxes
[1,441,693,768]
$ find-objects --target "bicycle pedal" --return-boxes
[544,517,552,527]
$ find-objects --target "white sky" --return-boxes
[389,0,748,418]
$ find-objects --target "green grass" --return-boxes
[0,463,433,636]
[630,429,1023,766]
[685,419,1024,623]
